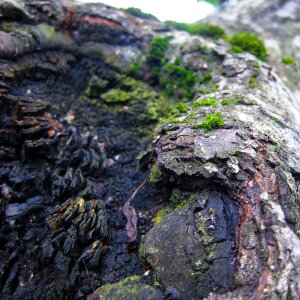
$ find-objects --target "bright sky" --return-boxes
[77,0,215,23]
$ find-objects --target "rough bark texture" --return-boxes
[0,1,300,300]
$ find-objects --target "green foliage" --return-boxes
[124,7,158,20]
[153,208,172,225]
[192,98,216,108]
[248,76,257,88]
[175,102,188,113]
[101,89,132,103]
[170,189,188,209]
[97,276,141,298]
[221,97,238,106]
[95,75,169,123]
[193,112,224,132]
[149,163,163,183]
[161,62,198,100]
[251,61,260,68]
[165,20,226,39]
[129,62,141,75]
[229,32,267,61]
[1,23,14,32]
[230,45,243,53]
[271,116,281,124]
[85,76,109,98]
[147,36,171,66]
[282,56,296,66]
[201,72,213,83]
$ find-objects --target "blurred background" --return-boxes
[76,0,236,22]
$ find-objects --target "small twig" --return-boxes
[128,179,147,206]
[122,179,148,242]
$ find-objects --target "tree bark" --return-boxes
[0,1,299,299]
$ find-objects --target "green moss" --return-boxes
[271,116,281,124]
[169,118,181,124]
[175,102,188,113]
[161,62,198,100]
[117,74,138,90]
[175,56,182,65]
[165,20,226,40]
[153,208,172,225]
[84,74,169,126]
[124,7,158,20]
[170,189,188,209]
[149,163,164,183]
[1,23,14,32]
[193,112,224,132]
[110,276,140,299]
[229,32,267,61]
[157,99,197,127]
[230,45,243,53]
[153,276,161,287]
[152,191,194,226]
[221,97,238,106]
[147,36,172,66]
[192,98,216,108]
[251,61,260,68]
[202,72,213,83]
[199,87,212,94]
[97,283,114,299]
[86,76,109,98]
[282,56,297,66]
[120,276,140,284]
[101,89,132,103]
[248,76,257,88]
[128,62,141,75]
[138,241,145,259]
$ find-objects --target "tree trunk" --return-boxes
[0,1,299,299]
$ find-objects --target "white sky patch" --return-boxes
[76,0,215,23]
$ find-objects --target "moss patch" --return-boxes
[251,61,260,68]
[1,23,14,33]
[229,32,267,61]
[175,102,188,113]
[101,89,132,103]
[165,20,226,40]
[230,45,243,54]
[85,76,109,98]
[282,56,296,66]
[149,163,164,183]
[160,61,198,100]
[221,97,239,106]
[153,208,172,225]
[193,112,224,132]
[129,64,140,76]
[84,74,170,125]
[248,76,257,88]
[124,7,158,20]
[192,98,216,108]
[170,189,189,209]
[97,276,148,299]
[147,36,172,66]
